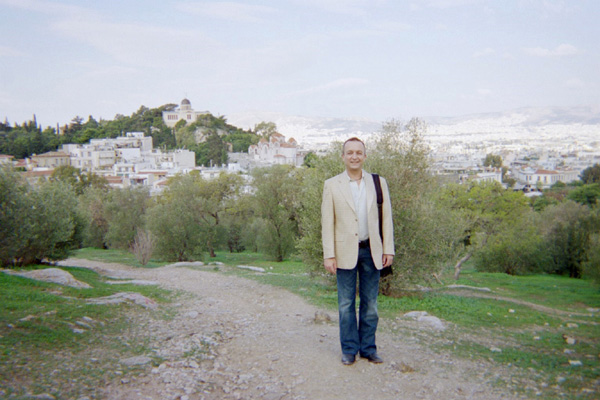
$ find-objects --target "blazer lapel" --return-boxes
[336,173,356,213]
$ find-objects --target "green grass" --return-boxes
[454,267,600,312]
[0,261,172,399]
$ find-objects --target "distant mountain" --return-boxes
[228,106,600,151]
[426,105,600,127]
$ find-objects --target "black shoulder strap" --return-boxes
[372,174,383,240]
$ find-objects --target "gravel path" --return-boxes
[61,258,520,400]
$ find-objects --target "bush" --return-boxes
[251,165,301,262]
[474,214,549,275]
[582,234,600,284]
[103,187,150,250]
[0,166,30,266]
[130,229,155,265]
[537,201,596,278]
[77,186,110,248]
[1,167,78,266]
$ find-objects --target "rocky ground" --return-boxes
[54,258,522,400]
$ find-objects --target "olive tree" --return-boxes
[366,119,468,289]
[251,165,302,261]
[77,186,110,248]
[537,200,598,278]
[146,175,206,261]
[103,187,150,250]
[146,171,243,261]
[1,167,78,266]
[1,166,31,266]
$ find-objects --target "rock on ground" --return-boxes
[2,268,91,288]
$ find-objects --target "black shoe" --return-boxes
[341,353,356,365]
[362,353,383,363]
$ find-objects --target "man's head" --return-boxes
[342,137,366,174]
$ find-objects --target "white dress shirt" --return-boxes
[347,171,369,241]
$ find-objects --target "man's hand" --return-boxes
[324,258,337,274]
[382,254,394,268]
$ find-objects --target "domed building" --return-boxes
[162,98,209,128]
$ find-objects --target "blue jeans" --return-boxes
[336,247,380,356]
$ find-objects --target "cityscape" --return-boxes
[3,99,597,195]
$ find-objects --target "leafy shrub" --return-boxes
[1,166,78,266]
[130,229,155,265]
[582,234,600,284]
[474,216,549,275]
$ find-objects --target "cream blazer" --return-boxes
[321,171,395,270]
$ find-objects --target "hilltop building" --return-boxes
[162,98,209,128]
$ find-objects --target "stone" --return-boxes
[106,280,158,286]
[404,311,446,331]
[168,262,205,268]
[2,268,91,288]
[563,335,576,345]
[313,311,332,324]
[87,292,158,309]
[404,311,428,318]
[120,356,153,366]
[236,265,266,272]
[418,315,446,331]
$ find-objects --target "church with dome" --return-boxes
[162,98,209,128]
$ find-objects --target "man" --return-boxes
[321,137,394,366]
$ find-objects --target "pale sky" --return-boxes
[1,0,598,128]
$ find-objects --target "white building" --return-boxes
[512,166,580,189]
[248,133,303,166]
[466,169,503,184]
[162,98,209,128]
[60,132,195,191]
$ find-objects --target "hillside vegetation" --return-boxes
[0,104,260,166]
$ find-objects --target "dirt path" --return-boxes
[61,258,520,400]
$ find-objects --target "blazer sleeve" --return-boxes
[321,179,336,259]
[381,177,395,255]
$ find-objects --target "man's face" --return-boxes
[342,140,366,173]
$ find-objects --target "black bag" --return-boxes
[372,174,393,279]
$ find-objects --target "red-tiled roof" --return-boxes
[22,170,53,177]
[31,151,69,158]
[104,176,124,184]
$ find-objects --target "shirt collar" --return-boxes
[345,170,364,182]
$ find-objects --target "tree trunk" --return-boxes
[453,253,472,280]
